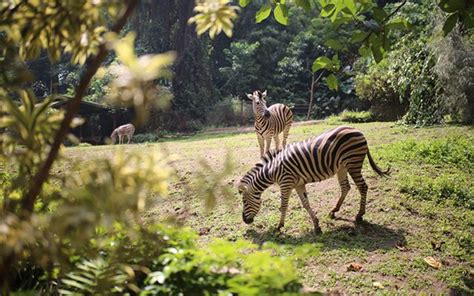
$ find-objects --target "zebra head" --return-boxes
[238,180,262,224]
[246,90,270,119]
[110,130,117,144]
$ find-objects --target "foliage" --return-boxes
[188,0,240,38]
[378,135,474,208]
[133,133,160,143]
[398,173,474,209]
[326,110,375,124]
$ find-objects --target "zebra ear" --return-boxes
[238,183,248,194]
[246,93,253,100]
[262,90,267,98]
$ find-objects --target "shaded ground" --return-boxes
[64,121,474,295]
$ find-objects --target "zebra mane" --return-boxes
[240,149,281,185]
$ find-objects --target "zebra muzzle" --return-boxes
[263,110,271,118]
[243,214,254,224]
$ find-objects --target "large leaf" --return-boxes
[256,4,272,23]
[312,56,332,73]
[296,0,311,11]
[239,0,252,7]
[369,34,384,63]
[438,0,466,13]
[324,39,343,50]
[326,74,338,90]
[351,30,367,43]
[373,7,387,23]
[274,4,289,25]
[320,4,336,17]
[386,18,411,30]
[443,13,458,36]
[344,0,357,15]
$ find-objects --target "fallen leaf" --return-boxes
[347,262,363,272]
[424,256,442,269]
[373,281,384,289]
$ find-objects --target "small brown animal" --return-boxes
[111,123,135,144]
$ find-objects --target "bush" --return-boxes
[133,133,160,143]
[378,135,474,208]
[58,224,314,295]
[399,173,474,209]
[326,110,375,124]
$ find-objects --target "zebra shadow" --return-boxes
[244,220,407,252]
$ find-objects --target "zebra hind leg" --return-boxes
[296,185,321,234]
[348,167,368,223]
[329,169,351,219]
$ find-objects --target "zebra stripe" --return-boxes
[238,126,390,234]
[247,90,293,156]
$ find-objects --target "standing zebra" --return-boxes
[247,90,293,156]
[238,126,390,234]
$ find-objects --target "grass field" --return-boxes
[62,121,474,295]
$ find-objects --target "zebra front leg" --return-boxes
[274,134,281,150]
[127,134,131,144]
[257,134,264,156]
[276,193,290,231]
[264,136,272,154]
[296,185,321,234]
[330,169,351,219]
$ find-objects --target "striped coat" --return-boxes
[238,126,390,234]
[247,90,293,156]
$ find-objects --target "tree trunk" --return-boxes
[306,71,325,120]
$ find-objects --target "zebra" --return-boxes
[238,126,390,234]
[111,123,135,144]
[246,90,293,157]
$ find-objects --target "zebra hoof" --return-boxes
[355,215,364,224]
[314,227,322,235]
[329,212,336,219]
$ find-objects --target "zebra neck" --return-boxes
[250,167,274,193]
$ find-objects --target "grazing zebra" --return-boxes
[238,126,390,234]
[247,90,293,156]
[111,123,135,144]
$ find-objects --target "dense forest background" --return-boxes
[27,0,473,132]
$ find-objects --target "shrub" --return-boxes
[326,110,375,124]
[133,133,160,143]
[399,173,474,209]
[58,224,315,295]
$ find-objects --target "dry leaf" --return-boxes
[373,281,384,289]
[424,256,442,269]
[347,262,363,272]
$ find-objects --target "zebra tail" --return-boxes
[367,149,391,178]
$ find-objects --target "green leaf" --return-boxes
[296,0,311,11]
[460,9,474,29]
[312,56,332,73]
[386,17,411,30]
[438,0,465,13]
[326,74,338,90]
[274,4,289,25]
[324,39,343,50]
[373,7,387,23]
[358,45,371,57]
[256,4,272,23]
[443,13,458,36]
[320,4,336,17]
[344,0,357,15]
[369,34,384,62]
[351,30,367,43]
[239,0,252,7]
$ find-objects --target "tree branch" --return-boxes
[21,0,139,214]
[360,0,408,45]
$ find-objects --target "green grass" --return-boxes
[326,110,375,124]
[60,121,474,295]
